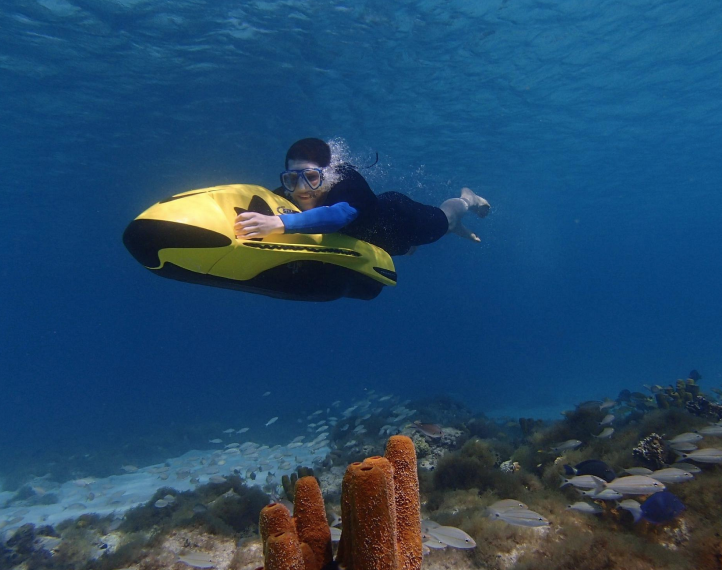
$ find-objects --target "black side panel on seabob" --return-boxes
[155,261,383,302]
[122,219,232,268]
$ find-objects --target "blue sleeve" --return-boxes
[279,202,358,234]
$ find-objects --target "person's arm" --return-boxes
[280,202,358,234]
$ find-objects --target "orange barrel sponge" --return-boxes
[293,476,333,570]
[349,463,398,570]
[259,502,295,556]
[265,531,305,570]
[300,542,317,570]
[336,462,362,569]
[361,456,398,549]
[385,435,422,570]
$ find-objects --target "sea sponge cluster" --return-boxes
[259,435,421,570]
[259,478,332,570]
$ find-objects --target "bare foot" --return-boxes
[451,223,481,243]
[461,187,490,218]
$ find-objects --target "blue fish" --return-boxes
[563,459,616,483]
[640,491,685,524]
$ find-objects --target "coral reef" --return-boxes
[8,372,722,570]
[409,426,463,472]
[632,433,669,470]
[260,435,421,570]
[686,395,722,421]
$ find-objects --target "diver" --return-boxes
[233,138,490,256]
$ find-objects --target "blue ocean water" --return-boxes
[1,0,721,482]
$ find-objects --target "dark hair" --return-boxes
[285,138,331,168]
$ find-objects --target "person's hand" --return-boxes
[234,212,285,239]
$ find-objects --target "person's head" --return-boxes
[281,138,334,211]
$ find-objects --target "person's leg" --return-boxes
[440,187,490,242]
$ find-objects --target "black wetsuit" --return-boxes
[275,165,448,256]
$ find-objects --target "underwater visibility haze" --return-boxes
[1,1,722,568]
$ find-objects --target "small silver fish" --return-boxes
[673,462,702,474]
[488,499,529,512]
[265,416,279,427]
[208,475,227,484]
[606,475,665,495]
[262,391,271,397]
[579,488,623,500]
[599,414,615,426]
[560,475,606,491]
[650,468,694,484]
[425,525,476,549]
[566,501,603,514]
[489,507,550,527]
[121,465,138,473]
[208,439,223,444]
[223,429,235,434]
[618,499,642,522]
[422,536,447,549]
[668,432,704,444]
[698,425,722,436]
[675,448,722,463]
[550,439,583,452]
[669,441,699,452]
[599,398,616,411]
[421,520,440,532]
[593,427,614,439]
[154,499,169,508]
[177,551,216,569]
[237,427,250,434]
[413,421,443,439]
[624,467,653,476]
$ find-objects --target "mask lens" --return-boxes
[303,169,322,189]
[281,171,300,191]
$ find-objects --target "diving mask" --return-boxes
[280,168,324,192]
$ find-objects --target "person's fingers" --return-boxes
[235,220,258,230]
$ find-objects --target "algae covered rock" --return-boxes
[632,433,669,469]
